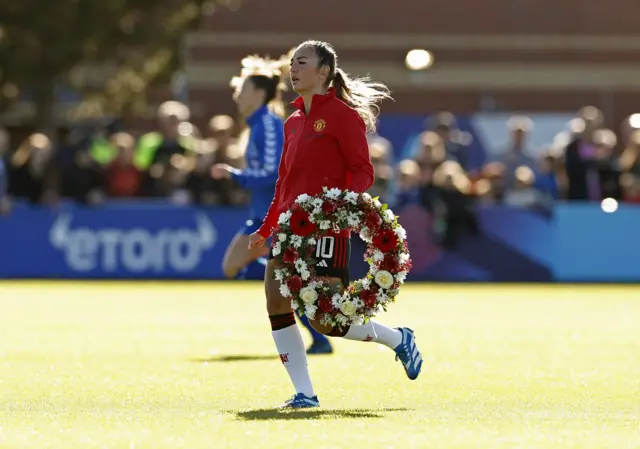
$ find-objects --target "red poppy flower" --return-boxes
[289,210,317,237]
[287,275,303,292]
[380,254,399,272]
[318,296,333,313]
[365,211,382,230]
[372,229,399,252]
[360,289,378,308]
[283,248,298,264]
[322,201,337,215]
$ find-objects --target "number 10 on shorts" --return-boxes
[315,236,335,259]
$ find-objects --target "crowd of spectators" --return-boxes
[2,102,640,223]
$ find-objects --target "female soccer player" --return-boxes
[248,40,423,408]
[211,52,334,354]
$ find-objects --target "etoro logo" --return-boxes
[48,213,217,272]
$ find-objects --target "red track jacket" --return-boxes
[257,88,375,238]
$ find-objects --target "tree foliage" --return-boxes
[0,0,236,128]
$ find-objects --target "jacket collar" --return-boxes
[291,87,337,113]
[246,105,269,126]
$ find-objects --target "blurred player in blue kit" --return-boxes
[211,52,333,354]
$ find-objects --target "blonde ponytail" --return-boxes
[331,68,391,132]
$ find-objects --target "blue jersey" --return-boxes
[230,105,284,220]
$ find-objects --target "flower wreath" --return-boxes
[271,187,412,329]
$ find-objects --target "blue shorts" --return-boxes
[240,217,263,235]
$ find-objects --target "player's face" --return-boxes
[234,78,262,117]
[289,46,328,94]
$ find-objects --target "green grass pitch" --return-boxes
[0,282,638,449]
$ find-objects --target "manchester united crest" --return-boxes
[313,119,326,132]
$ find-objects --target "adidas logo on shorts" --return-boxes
[316,260,328,267]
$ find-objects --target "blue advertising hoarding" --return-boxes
[0,201,638,282]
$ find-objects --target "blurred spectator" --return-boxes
[137,101,194,197]
[620,114,640,150]
[564,106,620,201]
[429,112,472,170]
[8,133,59,205]
[185,139,220,205]
[394,159,421,208]
[495,116,537,188]
[368,140,393,202]
[206,114,243,205]
[620,173,640,203]
[477,162,507,205]
[618,129,640,177]
[61,148,104,205]
[534,150,560,200]
[104,132,143,198]
[428,161,479,249]
[504,166,549,209]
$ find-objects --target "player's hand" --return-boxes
[248,231,267,250]
[211,163,232,180]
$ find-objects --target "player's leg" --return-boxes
[308,236,423,380]
[265,258,319,408]
[222,219,269,279]
[298,311,333,355]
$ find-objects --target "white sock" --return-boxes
[343,320,403,349]
[272,325,315,397]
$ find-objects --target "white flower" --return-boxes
[294,259,308,274]
[319,220,331,230]
[272,242,282,256]
[344,191,359,204]
[373,199,382,209]
[347,212,360,227]
[300,269,311,281]
[307,238,317,247]
[325,188,341,199]
[361,278,371,290]
[362,192,372,202]
[295,193,310,204]
[396,271,408,284]
[352,297,364,309]
[332,293,343,308]
[394,226,407,240]
[274,269,286,281]
[376,290,389,304]
[399,253,410,264]
[374,270,394,289]
[279,284,292,298]
[277,233,287,242]
[372,250,384,262]
[312,198,324,208]
[300,286,318,304]
[320,314,333,326]
[290,235,303,248]
[278,211,292,225]
[305,304,318,320]
[340,301,357,316]
[383,209,395,223]
[309,212,317,223]
[336,314,348,326]
[359,227,372,243]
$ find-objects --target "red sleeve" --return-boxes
[335,108,375,193]
[257,132,289,238]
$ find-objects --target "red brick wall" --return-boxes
[178,0,640,129]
